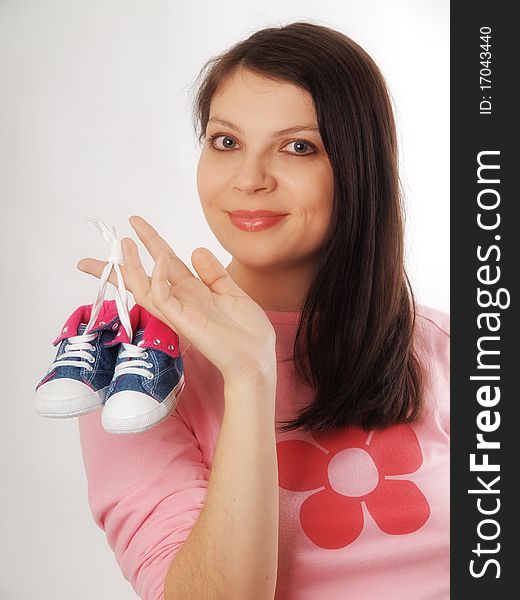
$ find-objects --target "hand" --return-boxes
[76,215,277,386]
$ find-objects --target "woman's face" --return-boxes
[196,67,334,271]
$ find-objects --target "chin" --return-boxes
[227,245,288,270]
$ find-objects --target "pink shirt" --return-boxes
[78,303,450,600]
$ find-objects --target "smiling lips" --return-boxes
[228,210,288,232]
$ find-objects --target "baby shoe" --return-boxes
[34,299,122,418]
[34,217,132,420]
[101,302,185,435]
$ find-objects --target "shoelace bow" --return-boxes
[48,218,153,380]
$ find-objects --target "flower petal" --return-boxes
[300,488,364,549]
[365,479,431,534]
[312,424,371,455]
[276,439,328,491]
[368,425,423,475]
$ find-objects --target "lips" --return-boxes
[229,210,288,218]
[228,210,288,232]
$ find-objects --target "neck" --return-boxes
[225,258,316,312]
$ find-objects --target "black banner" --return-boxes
[451,1,518,596]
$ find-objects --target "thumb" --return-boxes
[191,248,244,296]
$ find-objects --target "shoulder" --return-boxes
[413,303,450,434]
[415,303,450,338]
[178,334,193,359]
[413,303,450,370]
[174,332,223,412]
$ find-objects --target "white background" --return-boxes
[0,1,449,598]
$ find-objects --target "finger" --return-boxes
[77,246,171,327]
[129,215,194,283]
[150,255,181,334]
[76,257,136,292]
[121,237,153,302]
[190,247,246,297]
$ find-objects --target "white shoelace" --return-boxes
[48,331,98,373]
[113,346,154,380]
[48,218,154,379]
[83,218,132,340]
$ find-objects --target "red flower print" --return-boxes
[276,424,431,549]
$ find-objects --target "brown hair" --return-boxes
[191,20,424,433]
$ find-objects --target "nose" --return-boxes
[231,152,276,195]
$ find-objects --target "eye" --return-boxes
[206,134,237,150]
[284,140,316,156]
[206,134,317,156]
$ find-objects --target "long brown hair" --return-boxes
[191,20,424,433]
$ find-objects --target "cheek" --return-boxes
[196,151,226,207]
[302,205,332,248]
[296,168,334,236]
[196,153,212,205]
[282,196,332,258]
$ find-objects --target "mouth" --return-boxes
[229,210,288,218]
[228,210,289,232]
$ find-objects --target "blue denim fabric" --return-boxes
[104,328,184,405]
[36,319,120,392]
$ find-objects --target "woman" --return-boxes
[77,21,449,600]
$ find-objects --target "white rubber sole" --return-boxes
[34,381,107,418]
[101,372,186,435]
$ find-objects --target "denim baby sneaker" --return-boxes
[101,302,185,435]
[34,299,122,418]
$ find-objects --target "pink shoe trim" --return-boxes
[104,303,181,358]
[52,299,120,346]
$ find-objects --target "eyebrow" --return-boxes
[207,116,320,137]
